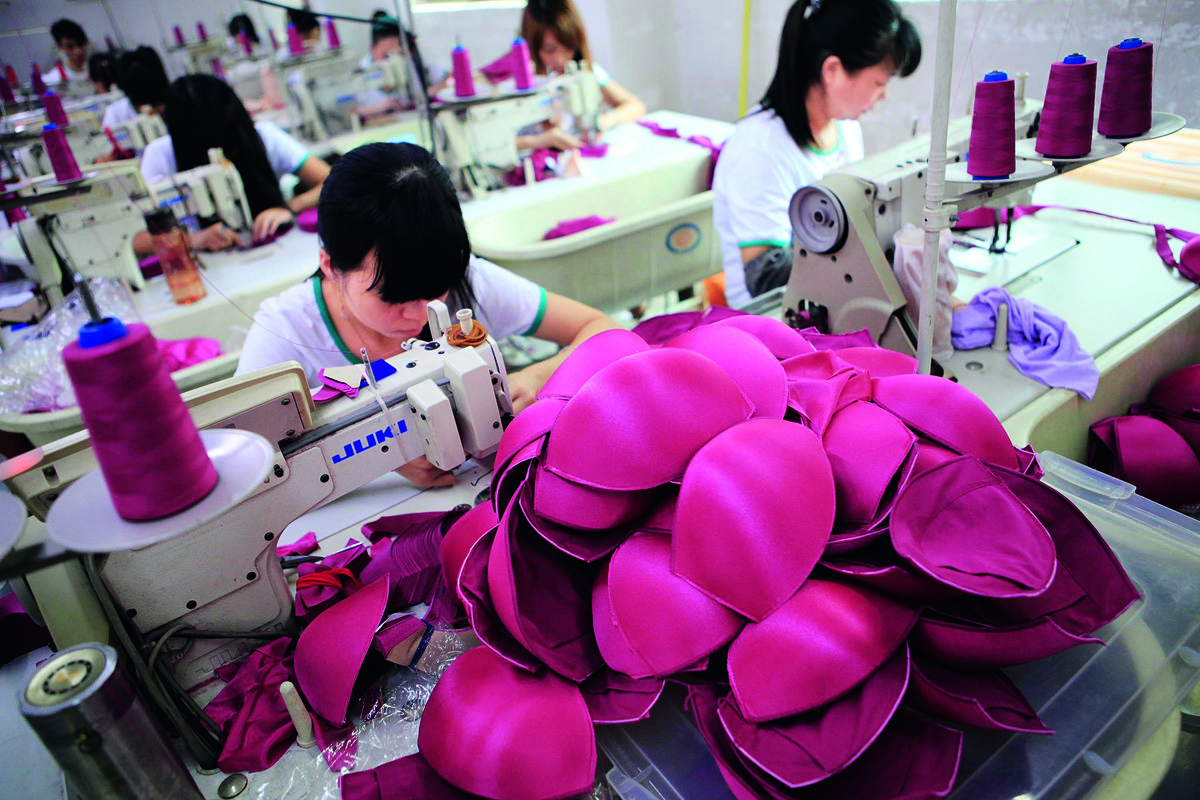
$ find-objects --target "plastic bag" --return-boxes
[891,224,958,362]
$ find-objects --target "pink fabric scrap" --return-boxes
[543,215,615,241]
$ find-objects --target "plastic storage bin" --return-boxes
[467,150,721,313]
[599,452,1200,800]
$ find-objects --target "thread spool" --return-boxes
[63,320,218,521]
[512,37,534,90]
[41,124,82,182]
[269,29,280,52]
[325,17,341,50]
[55,61,68,83]
[5,64,19,86]
[453,45,476,98]
[197,22,208,43]
[30,63,46,96]
[1098,38,1153,138]
[967,71,1016,179]
[1036,54,1097,158]
[210,58,226,82]
[42,90,68,127]
[0,76,14,105]
[238,31,253,56]
[287,23,305,56]
[173,25,185,47]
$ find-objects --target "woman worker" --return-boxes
[134,74,331,254]
[514,0,645,151]
[712,0,921,307]
[236,142,620,485]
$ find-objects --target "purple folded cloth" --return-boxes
[278,531,319,557]
[579,144,609,158]
[544,215,615,241]
[952,287,1098,399]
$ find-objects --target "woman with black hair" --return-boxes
[135,75,330,252]
[713,0,922,306]
[228,13,260,47]
[87,52,118,94]
[236,142,619,483]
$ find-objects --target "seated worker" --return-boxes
[282,7,322,56]
[227,13,260,52]
[236,142,620,483]
[134,75,331,253]
[102,46,169,131]
[712,0,921,307]
[43,19,91,85]
[515,0,646,152]
[87,52,118,94]
[354,12,449,121]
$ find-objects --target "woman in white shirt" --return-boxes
[515,0,645,151]
[237,142,620,485]
[134,75,331,254]
[713,0,921,307]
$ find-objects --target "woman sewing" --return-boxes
[236,142,620,485]
[134,75,331,254]
[513,0,646,151]
[713,0,921,307]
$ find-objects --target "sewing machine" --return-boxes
[281,51,386,141]
[437,62,603,198]
[1,109,110,180]
[2,300,511,692]
[3,162,149,303]
[145,151,255,235]
[107,111,167,155]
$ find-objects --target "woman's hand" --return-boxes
[397,456,457,488]
[253,207,294,241]
[190,222,238,252]
[527,126,582,151]
[507,371,542,414]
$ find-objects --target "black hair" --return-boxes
[287,9,320,37]
[162,75,286,218]
[370,13,402,47]
[761,0,921,147]
[317,143,473,310]
[87,52,118,91]
[228,13,260,45]
[50,19,87,46]
[116,46,169,109]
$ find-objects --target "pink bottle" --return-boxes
[325,18,341,50]
[42,90,69,127]
[42,124,82,182]
[197,23,208,43]
[173,25,185,47]
[512,38,534,90]
[452,46,475,97]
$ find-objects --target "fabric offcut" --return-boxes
[543,215,615,241]
[952,287,1098,399]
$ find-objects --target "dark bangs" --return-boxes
[317,142,471,306]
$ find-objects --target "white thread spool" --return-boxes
[279,681,315,748]
[457,308,474,335]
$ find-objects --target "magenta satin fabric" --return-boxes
[156,337,221,372]
[458,528,542,673]
[908,656,1051,734]
[911,611,1102,670]
[710,315,816,360]
[891,456,1058,598]
[592,558,655,677]
[487,502,602,681]
[443,502,498,604]
[1149,363,1200,417]
[603,532,745,677]
[665,326,788,419]
[797,327,876,351]
[494,399,564,475]
[296,208,319,232]
[580,668,664,725]
[830,346,919,378]
[1088,415,1200,508]
[630,306,745,345]
[728,579,916,722]
[543,215,615,240]
[674,419,834,621]
[823,401,916,529]
[873,374,1019,470]
[340,752,476,800]
[418,646,597,800]
[819,551,962,606]
[295,541,369,622]
[277,531,318,557]
[720,644,909,789]
[537,330,648,400]
[295,577,389,725]
[780,351,872,435]
[519,483,631,562]
[546,348,752,490]
[532,464,662,531]
[359,509,465,612]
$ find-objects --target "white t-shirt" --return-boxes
[235,256,549,388]
[100,96,137,131]
[139,121,309,185]
[42,62,89,86]
[712,108,864,307]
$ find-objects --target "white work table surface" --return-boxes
[947,176,1200,420]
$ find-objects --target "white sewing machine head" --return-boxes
[782,98,1043,354]
[436,61,603,198]
[4,300,512,691]
[2,108,110,179]
[146,148,254,235]
[107,112,167,155]
[281,51,379,141]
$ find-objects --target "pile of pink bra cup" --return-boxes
[349,313,1141,800]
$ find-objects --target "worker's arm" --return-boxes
[287,156,332,214]
[507,292,623,412]
[597,78,646,132]
[131,223,239,258]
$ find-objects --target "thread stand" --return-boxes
[1015,137,1125,165]
[1103,111,1185,145]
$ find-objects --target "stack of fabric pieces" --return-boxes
[1088,363,1200,510]
[337,312,1139,800]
